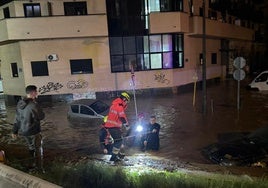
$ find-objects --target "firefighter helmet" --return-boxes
[120,92,130,101]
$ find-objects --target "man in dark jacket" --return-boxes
[12,85,45,172]
[142,115,160,151]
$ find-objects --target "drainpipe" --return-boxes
[202,0,207,115]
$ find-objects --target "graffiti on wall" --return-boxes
[154,72,170,84]
[67,79,88,90]
[39,82,63,94]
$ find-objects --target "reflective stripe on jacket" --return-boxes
[105,98,128,128]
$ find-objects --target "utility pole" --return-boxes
[202,0,207,114]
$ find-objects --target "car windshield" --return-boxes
[90,101,109,114]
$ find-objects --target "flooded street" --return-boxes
[1,78,268,177]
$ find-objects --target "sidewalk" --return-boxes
[0,163,61,188]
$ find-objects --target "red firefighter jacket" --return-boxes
[104,98,128,128]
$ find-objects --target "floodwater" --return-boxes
[1,78,268,177]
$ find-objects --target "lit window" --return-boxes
[23,3,41,17]
[150,53,162,69]
[109,34,184,72]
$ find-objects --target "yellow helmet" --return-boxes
[120,92,130,101]
[103,116,108,123]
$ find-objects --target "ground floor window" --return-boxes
[109,34,183,72]
[11,63,18,77]
[70,59,93,74]
[31,61,48,76]
[211,53,217,64]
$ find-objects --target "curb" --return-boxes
[0,163,62,188]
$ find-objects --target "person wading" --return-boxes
[12,85,45,173]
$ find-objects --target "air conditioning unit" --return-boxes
[47,54,58,61]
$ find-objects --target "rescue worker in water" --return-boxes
[104,92,130,162]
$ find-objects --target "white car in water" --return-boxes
[67,99,109,121]
[248,71,268,91]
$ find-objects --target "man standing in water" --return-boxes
[142,115,160,151]
[12,85,45,173]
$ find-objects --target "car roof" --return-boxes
[69,99,100,106]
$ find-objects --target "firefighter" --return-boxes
[104,92,130,162]
[99,116,113,154]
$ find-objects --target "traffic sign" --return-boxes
[233,69,246,81]
[233,57,246,69]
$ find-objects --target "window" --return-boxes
[109,34,184,72]
[106,0,184,72]
[31,61,49,76]
[11,63,18,77]
[211,53,217,64]
[208,9,217,20]
[199,7,203,17]
[70,59,93,74]
[23,3,41,17]
[90,101,109,114]
[71,105,79,113]
[160,0,183,12]
[3,7,10,18]
[199,53,203,64]
[256,73,268,82]
[64,2,87,16]
[106,0,183,35]
[80,106,94,115]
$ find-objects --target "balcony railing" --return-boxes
[189,16,254,41]
[149,12,254,41]
[149,12,189,34]
[0,14,108,43]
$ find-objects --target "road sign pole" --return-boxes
[233,57,246,110]
[237,78,240,110]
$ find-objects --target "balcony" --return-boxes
[188,16,254,41]
[0,14,108,44]
[149,12,189,34]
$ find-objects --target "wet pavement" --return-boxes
[0,176,24,188]
[1,78,268,178]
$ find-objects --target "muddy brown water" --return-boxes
[1,79,268,177]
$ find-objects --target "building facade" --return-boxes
[0,0,258,101]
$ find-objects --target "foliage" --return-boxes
[37,161,268,188]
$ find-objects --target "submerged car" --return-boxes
[202,126,268,166]
[67,99,109,121]
[248,70,268,91]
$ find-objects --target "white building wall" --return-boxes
[0,43,25,96]
[0,0,250,98]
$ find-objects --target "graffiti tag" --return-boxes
[154,72,170,84]
[67,79,88,90]
[39,82,63,94]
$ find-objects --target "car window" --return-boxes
[90,101,109,114]
[71,105,79,113]
[80,105,94,115]
[256,73,268,82]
